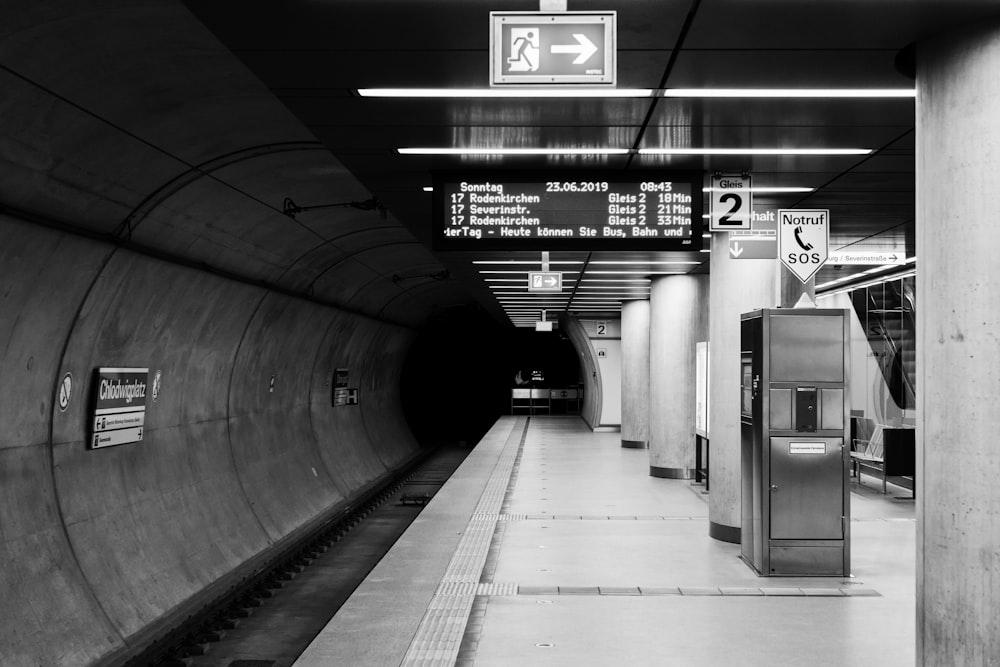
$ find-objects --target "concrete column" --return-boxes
[916,22,1000,665]
[649,275,710,478]
[778,265,815,308]
[708,231,778,543]
[620,300,650,449]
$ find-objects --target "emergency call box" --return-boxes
[740,309,851,576]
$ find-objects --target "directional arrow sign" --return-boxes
[491,12,616,86]
[551,33,598,64]
[778,209,829,282]
[528,271,563,292]
[828,251,906,265]
[729,230,777,259]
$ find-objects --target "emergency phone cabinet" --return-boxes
[740,309,850,576]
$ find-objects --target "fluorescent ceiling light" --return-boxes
[473,260,584,265]
[643,148,871,156]
[576,285,651,290]
[400,147,630,156]
[359,88,914,99]
[702,186,815,193]
[661,88,915,98]
[359,88,655,98]
[422,186,433,192]
[480,270,580,274]
[588,260,701,265]
[581,278,651,283]
[586,270,691,275]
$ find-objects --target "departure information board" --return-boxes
[432,171,703,250]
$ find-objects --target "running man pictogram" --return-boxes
[507,27,540,72]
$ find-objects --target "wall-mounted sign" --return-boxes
[710,174,751,231]
[696,341,709,438]
[778,209,829,283]
[91,368,148,449]
[58,372,73,412]
[346,388,359,406]
[490,11,616,86]
[433,170,703,250]
[333,368,350,407]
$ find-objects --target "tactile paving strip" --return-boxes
[400,418,528,666]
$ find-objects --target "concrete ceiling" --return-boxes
[6,1,1000,327]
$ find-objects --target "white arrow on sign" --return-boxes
[730,242,744,258]
[551,34,598,64]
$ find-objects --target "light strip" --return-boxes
[643,148,871,156]
[588,260,702,265]
[359,88,914,99]
[359,87,655,98]
[473,260,585,265]
[580,279,651,283]
[702,186,815,193]
[586,270,692,275]
[400,147,630,156]
[662,88,916,98]
[480,270,581,274]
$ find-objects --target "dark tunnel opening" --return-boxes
[401,307,580,447]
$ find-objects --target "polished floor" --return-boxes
[294,416,915,666]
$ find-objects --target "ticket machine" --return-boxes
[740,309,850,576]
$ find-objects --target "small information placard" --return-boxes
[789,441,827,455]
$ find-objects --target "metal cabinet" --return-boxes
[740,309,851,576]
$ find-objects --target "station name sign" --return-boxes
[91,367,148,449]
[432,171,703,250]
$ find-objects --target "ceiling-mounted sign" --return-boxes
[778,209,829,283]
[528,271,563,292]
[491,12,616,86]
[729,230,777,260]
[91,368,148,449]
[710,174,752,231]
[433,170,703,250]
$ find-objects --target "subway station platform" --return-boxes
[295,416,915,667]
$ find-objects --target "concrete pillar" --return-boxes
[620,300,650,449]
[916,22,1000,665]
[778,265,815,308]
[707,231,778,543]
[649,275,710,478]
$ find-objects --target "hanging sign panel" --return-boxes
[491,11,616,86]
[710,174,752,231]
[778,209,829,283]
[432,170,703,250]
[90,368,148,449]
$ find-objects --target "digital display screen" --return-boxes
[432,170,704,250]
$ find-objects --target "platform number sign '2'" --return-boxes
[709,174,752,232]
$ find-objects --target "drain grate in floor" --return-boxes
[228,660,276,667]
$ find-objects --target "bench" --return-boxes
[850,422,916,497]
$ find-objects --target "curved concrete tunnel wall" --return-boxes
[0,215,423,665]
[561,316,601,429]
[0,4,474,664]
